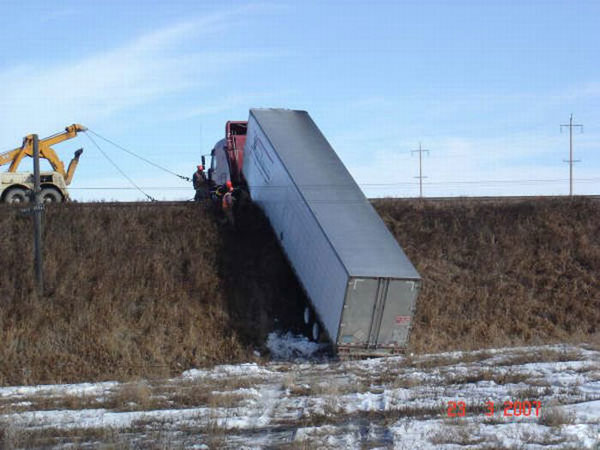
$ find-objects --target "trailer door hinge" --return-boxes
[352,279,365,290]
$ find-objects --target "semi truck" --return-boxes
[0,124,86,203]
[209,109,421,355]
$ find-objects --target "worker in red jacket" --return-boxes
[222,180,235,226]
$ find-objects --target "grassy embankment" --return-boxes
[375,197,599,353]
[0,197,598,385]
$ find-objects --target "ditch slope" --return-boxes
[0,197,598,385]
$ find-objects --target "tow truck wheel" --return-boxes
[40,188,63,204]
[4,187,30,204]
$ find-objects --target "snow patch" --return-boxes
[1,344,597,448]
[266,331,326,360]
[182,363,272,380]
[0,381,118,399]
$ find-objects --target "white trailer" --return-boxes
[242,109,421,355]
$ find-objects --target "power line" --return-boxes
[67,176,600,190]
[411,142,430,198]
[560,114,584,196]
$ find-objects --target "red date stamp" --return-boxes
[447,400,541,417]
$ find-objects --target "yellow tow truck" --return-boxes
[0,124,86,203]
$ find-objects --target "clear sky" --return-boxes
[0,0,598,200]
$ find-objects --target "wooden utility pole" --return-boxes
[411,142,430,198]
[560,114,583,196]
[32,134,44,294]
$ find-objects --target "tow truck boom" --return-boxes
[0,124,86,204]
[0,124,86,185]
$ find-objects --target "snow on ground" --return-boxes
[266,331,328,360]
[0,341,599,448]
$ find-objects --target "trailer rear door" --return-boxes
[339,277,418,349]
[376,280,418,347]
[338,278,378,346]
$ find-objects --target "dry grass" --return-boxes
[0,197,599,385]
[0,421,179,449]
[520,429,569,446]
[289,402,446,428]
[284,378,344,397]
[374,197,600,354]
[443,369,531,386]
[429,426,487,445]
[111,381,154,411]
[498,347,584,366]
[400,350,496,370]
[0,202,306,386]
[538,405,576,427]
[368,372,425,390]
[509,385,553,400]
[0,377,263,413]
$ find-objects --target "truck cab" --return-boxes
[208,121,248,187]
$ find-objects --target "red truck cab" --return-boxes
[208,121,248,188]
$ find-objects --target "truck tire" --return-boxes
[303,306,312,325]
[40,188,63,203]
[4,187,30,204]
[312,322,320,341]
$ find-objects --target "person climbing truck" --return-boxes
[222,180,235,226]
[193,165,209,201]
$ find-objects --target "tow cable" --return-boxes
[85,133,157,202]
[84,129,195,202]
[87,129,192,182]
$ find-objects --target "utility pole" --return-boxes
[411,142,429,198]
[32,134,44,295]
[560,114,583,196]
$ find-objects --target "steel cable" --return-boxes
[87,129,192,182]
[85,133,156,202]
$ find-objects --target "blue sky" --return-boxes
[0,0,598,200]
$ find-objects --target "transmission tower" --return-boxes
[411,143,430,198]
[560,114,583,196]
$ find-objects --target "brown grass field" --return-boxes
[0,197,598,385]
[374,197,600,353]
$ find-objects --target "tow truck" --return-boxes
[0,124,86,203]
